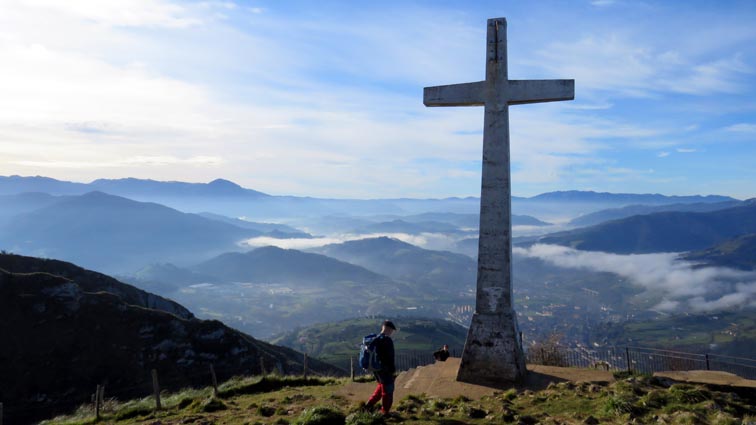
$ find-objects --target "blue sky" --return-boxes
[0,0,754,199]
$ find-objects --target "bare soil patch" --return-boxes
[337,357,755,403]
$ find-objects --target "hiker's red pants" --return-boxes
[367,381,394,414]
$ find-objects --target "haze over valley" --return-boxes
[2,175,754,357]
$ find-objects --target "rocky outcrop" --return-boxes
[0,253,193,318]
[0,259,340,424]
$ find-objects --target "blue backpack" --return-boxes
[359,333,383,371]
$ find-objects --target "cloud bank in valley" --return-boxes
[514,244,756,313]
[240,232,462,252]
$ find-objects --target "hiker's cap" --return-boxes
[383,320,397,330]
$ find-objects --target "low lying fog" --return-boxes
[515,244,756,313]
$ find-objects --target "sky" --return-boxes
[1,0,755,199]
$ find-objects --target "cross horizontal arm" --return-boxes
[507,79,574,105]
[424,81,486,107]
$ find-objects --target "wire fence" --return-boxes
[524,345,756,380]
[339,346,756,381]
[335,349,462,377]
[1,356,330,425]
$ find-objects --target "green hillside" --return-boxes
[311,237,476,296]
[683,233,756,270]
[538,201,756,254]
[270,317,468,370]
[595,311,756,357]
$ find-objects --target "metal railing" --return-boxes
[524,345,756,380]
[344,346,756,381]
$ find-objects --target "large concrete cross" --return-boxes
[424,17,574,384]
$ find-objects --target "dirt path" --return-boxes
[654,370,756,388]
[336,357,755,403]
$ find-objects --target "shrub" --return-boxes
[396,394,425,413]
[669,384,711,404]
[295,406,346,425]
[197,397,227,413]
[502,388,518,401]
[640,389,669,409]
[219,376,336,398]
[114,406,152,420]
[345,411,385,425]
[177,397,194,409]
[603,395,635,415]
[465,406,487,418]
[450,395,471,405]
[427,399,448,410]
[528,333,569,367]
[258,405,276,417]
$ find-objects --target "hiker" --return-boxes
[433,344,450,362]
[365,320,397,415]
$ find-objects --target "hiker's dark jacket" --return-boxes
[433,348,450,361]
[375,333,395,376]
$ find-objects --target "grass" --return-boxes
[40,371,755,425]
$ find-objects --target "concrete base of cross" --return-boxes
[456,310,527,385]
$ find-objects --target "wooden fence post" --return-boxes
[303,353,308,379]
[625,347,632,373]
[705,354,710,370]
[350,357,355,381]
[95,384,101,420]
[99,385,105,415]
[259,358,265,376]
[210,364,218,397]
[151,369,162,411]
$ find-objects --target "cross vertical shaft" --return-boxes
[423,17,574,385]
[478,18,512,316]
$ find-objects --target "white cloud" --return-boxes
[533,35,752,97]
[724,123,756,133]
[515,244,756,313]
[241,236,351,251]
[240,232,462,252]
[17,0,200,28]
[676,148,698,153]
[657,152,671,158]
[591,0,617,6]
[688,283,756,312]
[1,1,754,198]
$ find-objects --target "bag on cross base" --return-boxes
[359,333,383,372]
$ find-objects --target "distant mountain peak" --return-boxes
[530,190,736,204]
[208,178,241,188]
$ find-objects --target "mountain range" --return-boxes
[198,212,311,237]
[529,190,734,204]
[0,192,61,225]
[311,237,476,294]
[0,191,261,273]
[0,175,269,198]
[1,175,738,220]
[192,246,392,286]
[537,201,756,254]
[568,201,742,227]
